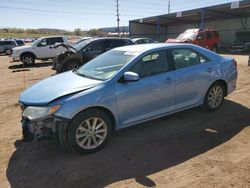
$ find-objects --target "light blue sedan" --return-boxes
[19,43,237,153]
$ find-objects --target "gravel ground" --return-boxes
[0,54,249,188]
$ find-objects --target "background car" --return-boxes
[12,36,67,66]
[166,28,220,52]
[19,43,237,153]
[0,39,18,55]
[131,38,156,44]
[53,37,134,73]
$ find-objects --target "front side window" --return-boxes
[171,48,208,69]
[129,50,169,78]
[38,38,47,47]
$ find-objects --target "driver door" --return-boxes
[115,50,175,126]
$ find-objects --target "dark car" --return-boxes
[53,37,133,73]
[0,40,18,55]
[131,38,156,44]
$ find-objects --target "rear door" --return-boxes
[50,37,65,56]
[103,39,129,52]
[170,47,214,110]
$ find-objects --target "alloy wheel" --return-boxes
[207,85,223,109]
[75,117,108,150]
[23,56,34,65]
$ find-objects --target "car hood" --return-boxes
[166,38,193,43]
[19,71,102,106]
[166,38,182,43]
[13,45,32,51]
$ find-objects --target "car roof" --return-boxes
[114,43,195,53]
[39,36,66,39]
[90,37,131,41]
[132,38,152,41]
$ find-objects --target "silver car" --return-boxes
[0,40,18,55]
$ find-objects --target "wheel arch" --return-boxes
[20,51,37,59]
[71,106,117,131]
[209,79,228,96]
[61,57,81,71]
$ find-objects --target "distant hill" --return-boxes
[37,28,67,34]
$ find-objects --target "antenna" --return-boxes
[115,0,120,36]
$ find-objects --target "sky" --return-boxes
[0,0,238,30]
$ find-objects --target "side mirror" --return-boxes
[124,71,139,82]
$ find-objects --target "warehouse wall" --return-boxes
[130,22,167,42]
[130,17,250,46]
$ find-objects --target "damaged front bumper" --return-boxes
[21,116,70,148]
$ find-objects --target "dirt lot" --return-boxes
[0,54,250,188]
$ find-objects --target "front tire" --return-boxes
[21,54,35,66]
[203,82,225,111]
[68,109,112,153]
[64,61,80,72]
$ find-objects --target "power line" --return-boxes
[115,0,120,36]
[0,5,114,15]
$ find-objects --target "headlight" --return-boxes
[13,50,19,54]
[22,105,61,120]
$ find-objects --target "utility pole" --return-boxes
[115,0,120,36]
[168,0,170,14]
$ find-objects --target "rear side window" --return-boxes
[47,37,63,45]
[171,48,208,69]
[104,40,128,51]
[206,31,213,39]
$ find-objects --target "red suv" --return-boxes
[166,28,220,52]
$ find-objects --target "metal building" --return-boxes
[129,0,250,47]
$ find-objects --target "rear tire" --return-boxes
[5,49,12,55]
[68,109,112,154]
[203,82,225,111]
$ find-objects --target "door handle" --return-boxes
[207,67,213,73]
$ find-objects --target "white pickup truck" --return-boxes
[12,36,67,66]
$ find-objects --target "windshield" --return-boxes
[177,31,197,40]
[74,39,93,51]
[76,50,136,81]
[32,38,40,47]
